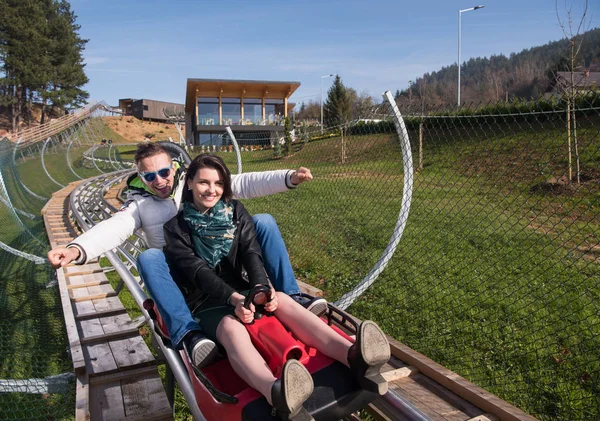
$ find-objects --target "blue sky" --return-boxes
[72,0,599,106]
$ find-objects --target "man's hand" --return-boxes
[47,246,81,269]
[290,167,313,185]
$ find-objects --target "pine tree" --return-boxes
[0,0,88,130]
[45,0,89,117]
[283,116,292,156]
[0,0,52,130]
[323,75,351,128]
[323,75,352,163]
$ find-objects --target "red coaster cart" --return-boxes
[144,285,382,421]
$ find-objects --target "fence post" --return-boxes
[419,120,424,171]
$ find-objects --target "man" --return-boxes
[48,142,327,369]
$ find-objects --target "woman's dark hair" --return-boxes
[183,154,232,203]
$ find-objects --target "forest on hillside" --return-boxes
[296,27,600,122]
[394,27,600,108]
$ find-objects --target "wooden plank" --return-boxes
[78,316,119,375]
[80,327,140,345]
[71,291,118,302]
[366,401,393,421]
[54,268,85,371]
[91,296,127,313]
[74,295,128,320]
[108,336,156,371]
[52,232,73,238]
[64,263,104,274]
[388,338,538,421]
[467,415,500,421]
[117,410,174,421]
[121,374,173,419]
[89,381,126,420]
[89,366,160,386]
[67,279,110,290]
[66,272,104,288]
[392,374,476,421]
[298,280,323,297]
[412,372,486,418]
[75,370,90,421]
[76,307,128,321]
[83,344,119,376]
[97,314,156,370]
[382,366,418,382]
[65,268,104,277]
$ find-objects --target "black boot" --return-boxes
[347,320,391,395]
[271,359,314,421]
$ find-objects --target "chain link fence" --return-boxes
[0,91,598,420]
[0,112,118,420]
[187,92,599,420]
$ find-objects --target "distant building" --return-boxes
[184,78,300,146]
[548,71,600,94]
[118,98,184,122]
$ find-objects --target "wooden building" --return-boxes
[118,98,184,122]
[184,78,300,146]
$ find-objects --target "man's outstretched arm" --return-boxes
[231,167,313,199]
[47,200,142,268]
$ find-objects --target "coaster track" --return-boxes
[52,167,537,420]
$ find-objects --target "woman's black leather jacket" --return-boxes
[163,199,269,307]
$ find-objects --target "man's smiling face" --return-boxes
[137,152,175,199]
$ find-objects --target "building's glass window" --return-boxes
[198,133,224,146]
[221,97,241,125]
[243,98,263,125]
[143,105,149,111]
[265,99,285,125]
[197,97,219,125]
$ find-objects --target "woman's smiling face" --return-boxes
[187,167,224,212]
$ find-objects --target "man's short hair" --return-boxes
[134,142,169,165]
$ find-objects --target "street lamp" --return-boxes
[321,74,335,133]
[458,5,484,106]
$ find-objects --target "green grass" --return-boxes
[0,254,75,421]
[1,116,599,420]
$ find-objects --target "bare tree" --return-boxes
[556,0,589,184]
[296,100,320,121]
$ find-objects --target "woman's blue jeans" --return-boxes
[137,213,300,348]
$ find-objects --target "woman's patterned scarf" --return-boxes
[183,200,236,268]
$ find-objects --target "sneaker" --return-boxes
[183,331,219,369]
[290,293,328,317]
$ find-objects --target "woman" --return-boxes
[163,154,390,421]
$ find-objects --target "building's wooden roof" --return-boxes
[185,79,301,113]
[555,71,600,89]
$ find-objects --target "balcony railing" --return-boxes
[197,115,285,127]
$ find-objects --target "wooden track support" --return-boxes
[43,182,173,421]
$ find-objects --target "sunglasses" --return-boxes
[139,166,171,183]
